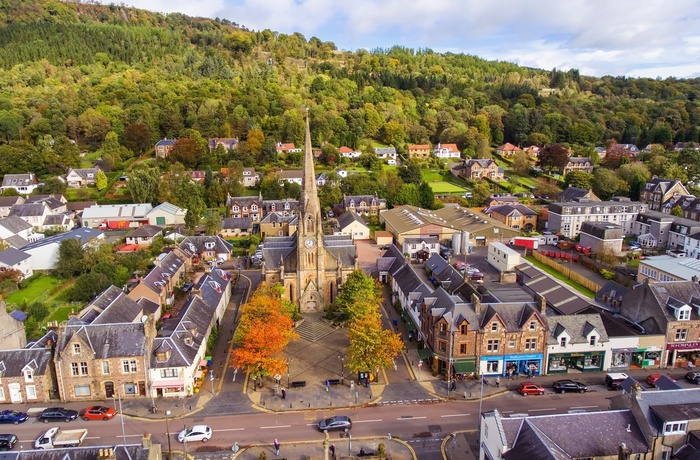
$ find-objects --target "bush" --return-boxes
[600,269,615,280]
[377,443,386,456]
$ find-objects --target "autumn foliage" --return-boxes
[231,284,298,379]
[347,312,403,374]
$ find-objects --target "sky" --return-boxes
[99,0,700,79]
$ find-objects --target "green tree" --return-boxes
[185,196,206,230]
[592,168,628,200]
[203,212,222,235]
[393,183,421,206]
[418,182,436,209]
[55,238,86,278]
[128,166,161,204]
[564,171,593,189]
[671,205,685,217]
[398,161,422,185]
[95,170,108,191]
[511,151,531,175]
[334,270,382,320]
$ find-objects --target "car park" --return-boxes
[80,406,116,421]
[0,411,28,425]
[517,382,545,396]
[0,434,18,450]
[318,415,352,432]
[177,425,212,443]
[552,379,587,394]
[39,408,79,423]
[686,371,700,384]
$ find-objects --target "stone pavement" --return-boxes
[442,431,478,460]
[234,437,415,460]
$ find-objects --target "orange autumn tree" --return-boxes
[231,284,298,379]
[347,311,403,375]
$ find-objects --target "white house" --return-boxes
[402,237,440,260]
[338,146,362,159]
[0,247,32,279]
[241,168,259,187]
[277,170,303,186]
[147,202,187,227]
[0,215,36,247]
[1,174,40,195]
[334,211,370,240]
[21,227,104,270]
[65,167,100,188]
[487,242,521,272]
[545,314,610,374]
[432,143,461,159]
[374,147,397,160]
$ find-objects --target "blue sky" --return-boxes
[100,0,700,78]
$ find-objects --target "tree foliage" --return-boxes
[348,312,403,374]
[333,270,382,320]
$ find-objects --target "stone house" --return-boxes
[640,178,691,212]
[460,159,504,180]
[0,333,57,404]
[227,195,263,222]
[127,251,187,307]
[179,236,233,262]
[342,194,387,216]
[260,212,298,239]
[155,138,176,159]
[407,144,431,159]
[220,217,253,237]
[483,204,538,232]
[208,137,238,152]
[495,143,522,157]
[560,157,593,174]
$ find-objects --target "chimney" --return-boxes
[472,293,481,315]
[534,293,547,314]
[142,433,152,448]
[618,442,630,460]
[632,381,643,399]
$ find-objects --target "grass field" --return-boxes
[428,181,467,194]
[6,274,64,306]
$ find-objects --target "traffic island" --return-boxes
[232,436,416,459]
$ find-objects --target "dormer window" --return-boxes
[663,421,688,435]
[678,309,691,321]
[491,323,498,332]
[205,242,215,249]
[460,324,467,335]
[560,337,567,347]
[589,336,597,346]
[24,370,33,382]
[156,350,171,362]
[251,205,258,211]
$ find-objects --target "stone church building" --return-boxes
[261,115,357,313]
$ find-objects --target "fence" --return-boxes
[531,251,602,293]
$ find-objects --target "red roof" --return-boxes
[408,144,430,150]
[338,146,354,153]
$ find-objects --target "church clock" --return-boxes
[305,237,315,248]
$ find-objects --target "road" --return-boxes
[9,390,611,454]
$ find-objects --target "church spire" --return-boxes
[301,109,319,213]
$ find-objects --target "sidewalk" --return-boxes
[234,437,415,460]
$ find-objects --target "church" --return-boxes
[261,114,358,313]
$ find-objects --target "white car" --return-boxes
[177,425,212,443]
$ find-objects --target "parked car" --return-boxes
[517,382,545,396]
[80,406,116,421]
[647,373,675,387]
[686,371,700,384]
[0,434,18,451]
[177,425,212,443]
[39,408,79,423]
[552,379,587,394]
[318,415,352,432]
[605,372,629,390]
[0,411,27,425]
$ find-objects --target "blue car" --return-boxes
[0,410,28,425]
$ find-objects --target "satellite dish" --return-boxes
[141,315,148,323]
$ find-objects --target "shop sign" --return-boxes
[550,351,603,358]
[503,353,542,360]
[667,341,700,350]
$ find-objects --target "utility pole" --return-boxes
[447,330,454,396]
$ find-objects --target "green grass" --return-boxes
[46,305,74,323]
[524,256,596,299]
[421,169,446,182]
[428,181,467,194]
[6,274,64,306]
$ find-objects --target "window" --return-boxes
[74,385,91,397]
[80,362,88,375]
[0,388,4,401]
[529,321,536,331]
[679,309,691,320]
[438,341,447,352]
[491,323,498,332]
[102,362,110,375]
[439,323,446,334]
[73,343,81,354]
[26,386,36,400]
[160,369,178,378]
[509,339,516,348]
[589,336,597,346]
[487,360,499,372]
[122,360,137,373]
[71,363,79,376]
[676,329,688,341]
[487,340,500,352]
[560,337,567,347]
[663,421,688,435]
[459,344,467,354]
[460,325,467,335]
[525,338,537,350]
[24,370,33,382]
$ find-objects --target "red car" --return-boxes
[81,406,116,421]
[517,382,545,396]
[646,373,675,387]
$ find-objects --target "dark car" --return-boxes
[552,379,588,394]
[318,416,352,432]
[0,434,17,451]
[686,371,700,384]
[39,408,79,423]
[0,411,27,425]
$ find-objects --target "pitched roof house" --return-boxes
[0,333,57,403]
[155,138,176,159]
[65,167,101,188]
[0,174,39,194]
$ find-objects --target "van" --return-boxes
[605,372,629,390]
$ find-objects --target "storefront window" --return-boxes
[486,361,499,373]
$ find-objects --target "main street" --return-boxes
[10,390,611,455]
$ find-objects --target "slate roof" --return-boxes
[136,297,160,316]
[336,211,367,229]
[614,388,700,435]
[278,170,303,180]
[127,224,163,238]
[393,264,429,295]
[43,214,71,226]
[226,195,261,209]
[137,252,185,295]
[0,347,53,377]
[426,253,449,274]
[58,322,146,359]
[322,235,357,266]
[156,138,176,147]
[481,302,544,331]
[262,199,300,214]
[65,201,97,213]
[464,158,497,168]
[179,236,233,257]
[21,227,102,250]
[0,196,23,207]
[2,444,153,460]
[484,204,538,217]
[222,217,253,230]
[546,313,609,345]
[0,215,33,234]
[261,236,296,269]
[1,174,37,188]
[433,264,465,293]
[377,245,406,275]
[425,287,479,332]
[81,285,145,325]
[342,195,387,209]
[595,280,630,305]
[195,268,231,310]
[259,212,298,224]
[0,247,30,266]
[67,168,99,180]
[10,202,48,217]
[515,263,595,315]
[4,235,28,249]
[404,236,439,245]
[559,186,598,203]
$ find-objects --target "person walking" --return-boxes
[273,439,280,456]
[281,388,286,400]
[495,376,500,388]
[326,380,330,392]
[329,444,336,458]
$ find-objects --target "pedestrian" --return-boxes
[330,444,336,458]
[495,376,500,388]
[326,380,330,392]
[281,388,286,400]
[274,439,280,456]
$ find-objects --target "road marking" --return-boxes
[354,419,382,423]
[217,428,245,432]
[441,414,471,418]
[86,437,102,440]
[528,408,556,412]
[397,416,427,420]
[570,405,599,409]
[260,425,291,429]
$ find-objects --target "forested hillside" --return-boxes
[0,0,699,179]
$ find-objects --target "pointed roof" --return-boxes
[301,111,319,214]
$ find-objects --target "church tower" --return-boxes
[297,111,325,312]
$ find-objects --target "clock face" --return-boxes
[305,238,315,248]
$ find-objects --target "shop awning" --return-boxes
[199,359,208,367]
[194,370,203,379]
[152,379,185,389]
[401,311,417,332]
[418,348,433,359]
[452,360,476,373]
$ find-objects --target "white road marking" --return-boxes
[570,405,599,409]
[528,408,556,412]
[260,425,291,429]
[397,416,427,420]
[354,419,383,423]
[441,414,471,418]
[217,428,245,432]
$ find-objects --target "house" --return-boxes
[187,170,206,183]
[432,143,461,159]
[65,167,100,188]
[617,280,700,369]
[10,197,73,232]
[0,195,24,218]
[220,217,253,237]
[523,145,540,158]
[21,227,104,270]
[0,303,27,350]
[338,146,362,159]
[66,200,97,217]
[640,177,691,212]
[164,226,187,242]
[277,170,303,185]
[609,143,640,157]
[335,211,369,240]
[342,194,387,216]
[0,173,40,194]
[480,409,649,460]
[0,247,32,279]
[579,221,624,254]
[125,225,163,247]
[407,144,431,160]
[560,156,593,174]
[633,211,700,250]
[402,236,439,261]
[179,236,233,262]
[127,252,186,307]
[483,196,520,207]
[374,147,397,160]
[155,138,176,159]
[559,186,600,202]
[594,145,607,159]
[0,215,36,248]
[375,230,393,247]
[227,195,263,222]
[483,204,538,232]
[0,333,57,404]
[637,256,700,283]
[486,242,521,273]
[208,137,238,152]
[316,173,328,187]
[260,212,298,239]
[82,203,153,229]
[242,167,258,187]
[459,159,504,180]
[147,202,187,227]
[275,142,301,154]
[495,143,522,157]
[547,197,646,239]
[545,314,609,373]
[262,198,299,216]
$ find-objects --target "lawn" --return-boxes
[421,169,446,182]
[6,274,65,306]
[428,181,467,194]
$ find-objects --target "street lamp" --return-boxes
[164,410,172,460]
[286,359,290,388]
[339,355,345,384]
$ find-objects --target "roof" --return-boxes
[179,236,233,257]
[22,227,102,250]
[408,144,430,150]
[260,212,298,224]
[277,170,303,180]
[65,201,97,212]
[343,194,387,208]
[0,247,30,266]
[156,138,176,146]
[194,268,232,311]
[2,444,154,460]
[336,211,367,229]
[9,310,28,321]
[484,204,538,217]
[80,285,145,325]
[322,235,357,266]
[149,202,186,216]
[639,255,700,281]
[546,313,609,344]
[67,167,100,179]
[222,217,253,229]
[9,202,47,217]
[0,215,32,234]
[260,236,296,269]
[0,347,53,378]
[58,321,146,359]
[127,225,163,238]
[1,174,37,188]
[0,196,23,207]
[613,388,700,435]
[82,203,153,220]
[404,236,439,245]
[464,158,497,168]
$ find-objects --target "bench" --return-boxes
[290,381,306,388]
[326,379,342,386]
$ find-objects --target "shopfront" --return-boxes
[632,347,662,368]
[480,353,544,377]
[547,351,604,374]
[609,348,632,371]
[666,341,700,368]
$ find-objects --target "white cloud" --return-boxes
[97,0,700,78]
